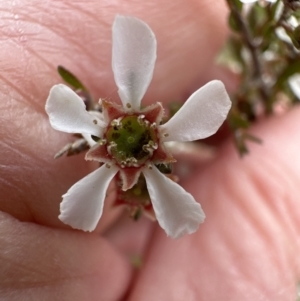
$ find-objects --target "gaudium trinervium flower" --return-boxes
[45,15,232,239]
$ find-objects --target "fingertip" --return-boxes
[0,211,132,301]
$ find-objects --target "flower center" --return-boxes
[105,115,158,167]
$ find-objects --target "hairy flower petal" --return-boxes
[59,164,118,231]
[119,167,142,191]
[46,84,105,136]
[85,144,111,163]
[160,80,231,142]
[112,15,157,111]
[143,165,205,239]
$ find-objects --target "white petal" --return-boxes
[45,84,105,136]
[160,80,231,142]
[289,74,300,100]
[112,15,157,110]
[59,164,118,231]
[143,166,205,239]
[82,111,105,147]
[82,133,97,147]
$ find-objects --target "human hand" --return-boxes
[0,0,299,300]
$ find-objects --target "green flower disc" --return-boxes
[106,115,158,166]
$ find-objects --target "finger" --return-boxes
[128,107,300,300]
[0,0,228,228]
[104,214,155,266]
[0,211,132,301]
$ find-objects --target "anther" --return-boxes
[137,115,145,125]
[142,144,154,156]
[111,118,122,129]
[99,139,107,145]
[107,142,117,154]
[148,140,158,149]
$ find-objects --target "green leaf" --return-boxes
[233,130,262,157]
[244,133,262,144]
[270,0,282,19]
[292,25,300,49]
[227,0,243,12]
[275,59,300,89]
[248,3,268,37]
[233,130,249,157]
[217,37,245,72]
[228,12,241,32]
[57,65,88,91]
[229,112,250,129]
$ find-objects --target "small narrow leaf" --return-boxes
[57,65,88,91]
[228,12,241,32]
[229,112,250,129]
[275,60,300,89]
[244,133,262,144]
[227,0,243,12]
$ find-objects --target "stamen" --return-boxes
[99,139,107,145]
[137,115,145,125]
[142,145,154,156]
[107,141,117,154]
[122,157,139,167]
[142,145,149,153]
[148,140,158,149]
[111,118,122,129]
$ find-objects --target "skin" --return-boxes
[0,0,299,300]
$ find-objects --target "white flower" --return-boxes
[45,15,232,239]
